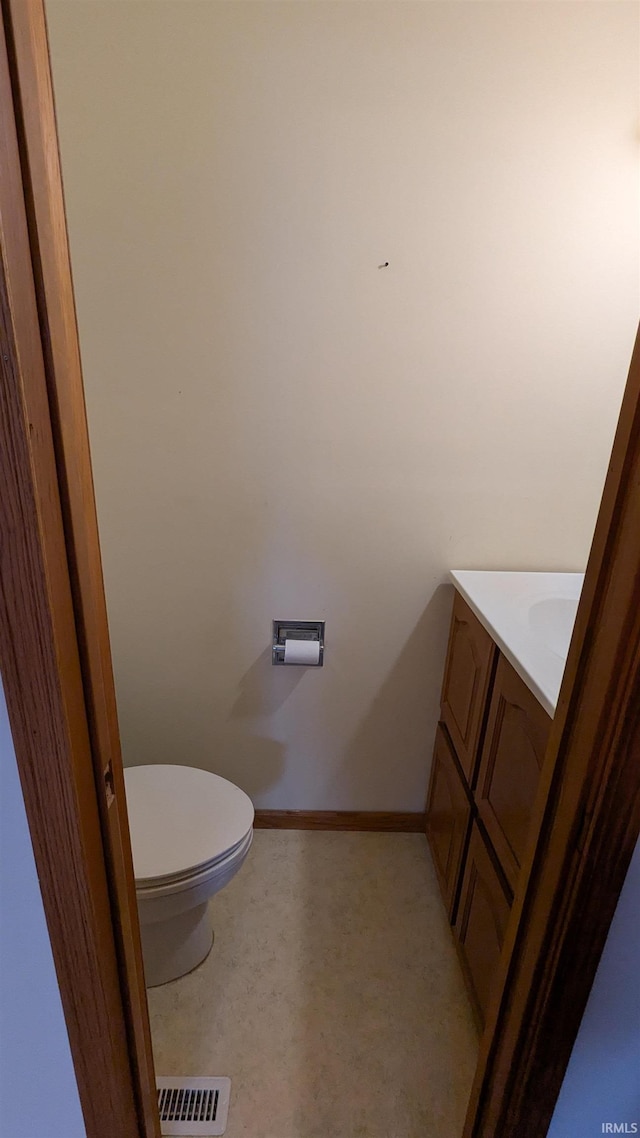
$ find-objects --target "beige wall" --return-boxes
[47,1,638,810]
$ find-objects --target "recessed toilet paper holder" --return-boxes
[272,620,325,666]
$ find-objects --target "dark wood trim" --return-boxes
[2,2,159,1134]
[0,11,141,1137]
[465,325,640,1138]
[255,810,425,832]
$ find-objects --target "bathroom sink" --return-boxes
[449,570,584,715]
[528,597,579,658]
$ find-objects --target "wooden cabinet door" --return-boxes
[455,822,512,1029]
[476,655,551,893]
[425,725,472,920]
[441,592,497,786]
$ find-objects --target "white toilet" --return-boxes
[124,764,254,987]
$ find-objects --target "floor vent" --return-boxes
[156,1076,231,1136]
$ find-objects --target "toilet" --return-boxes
[124,764,254,987]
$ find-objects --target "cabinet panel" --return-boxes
[476,655,551,893]
[425,725,472,920]
[441,592,496,786]
[455,822,512,1029]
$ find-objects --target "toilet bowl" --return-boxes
[124,764,254,987]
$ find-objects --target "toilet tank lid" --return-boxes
[123,764,254,882]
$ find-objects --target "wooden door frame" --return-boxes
[0,9,148,1138]
[1,2,638,1137]
[1,1,159,1136]
[1,2,160,1135]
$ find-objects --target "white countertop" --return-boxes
[450,571,584,716]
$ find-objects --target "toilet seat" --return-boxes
[135,828,254,899]
[124,764,255,886]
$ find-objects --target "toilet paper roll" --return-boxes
[283,638,321,665]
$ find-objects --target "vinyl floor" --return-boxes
[147,830,478,1138]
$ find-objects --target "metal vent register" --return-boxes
[156,1077,231,1136]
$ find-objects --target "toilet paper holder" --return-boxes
[272,620,325,666]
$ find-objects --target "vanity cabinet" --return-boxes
[440,593,496,785]
[454,822,512,1026]
[476,656,551,893]
[424,725,472,919]
[425,589,552,1028]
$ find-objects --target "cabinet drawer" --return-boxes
[476,655,551,893]
[425,724,472,920]
[441,592,497,786]
[454,821,512,1030]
